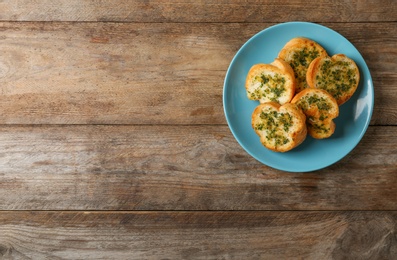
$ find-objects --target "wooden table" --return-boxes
[0,1,396,259]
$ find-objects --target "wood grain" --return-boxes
[0,22,395,125]
[0,211,396,259]
[0,125,395,210]
[0,1,396,258]
[0,0,395,23]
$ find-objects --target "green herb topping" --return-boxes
[316,59,357,100]
[248,73,287,102]
[289,47,321,91]
[310,123,330,134]
[254,110,293,147]
[297,94,331,112]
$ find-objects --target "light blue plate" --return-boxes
[223,22,374,172]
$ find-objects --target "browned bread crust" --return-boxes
[306,54,360,105]
[245,58,295,104]
[291,88,339,139]
[251,102,307,152]
[278,37,328,93]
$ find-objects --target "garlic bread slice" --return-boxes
[307,54,360,105]
[252,102,307,152]
[292,88,339,139]
[278,37,328,93]
[245,58,295,105]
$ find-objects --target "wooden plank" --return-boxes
[0,125,395,210]
[0,0,395,23]
[0,211,396,259]
[0,22,395,125]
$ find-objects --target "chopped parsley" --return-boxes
[261,74,270,84]
[310,123,330,134]
[254,110,293,147]
[292,47,319,67]
[289,47,321,91]
[248,73,287,102]
[279,113,293,132]
[297,94,331,112]
[317,59,357,100]
[295,94,333,132]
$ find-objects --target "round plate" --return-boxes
[223,22,374,172]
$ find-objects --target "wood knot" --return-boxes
[0,244,12,256]
[332,217,397,259]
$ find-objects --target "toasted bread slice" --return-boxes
[278,37,328,93]
[291,88,339,139]
[245,58,295,104]
[306,54,360,105]
[252,102,307,152]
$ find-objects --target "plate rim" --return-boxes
[223,21,374,172]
